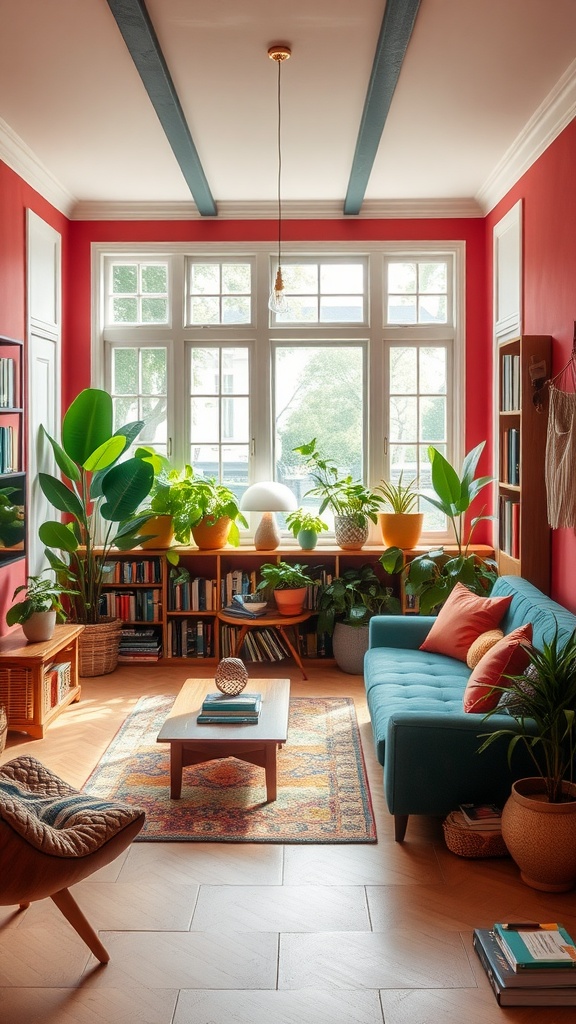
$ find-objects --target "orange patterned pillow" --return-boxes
[463,623,533,713]
[419,583,512,662]
[466,629,504,669]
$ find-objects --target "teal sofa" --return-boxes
[365,576,576,842]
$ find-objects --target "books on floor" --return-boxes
[458,802,502,830]
[473,926,576,1006]
[197,691,262,724]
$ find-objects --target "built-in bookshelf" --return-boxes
[0,336,25,566]
[497,334,551,594]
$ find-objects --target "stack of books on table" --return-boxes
[197,691,262,724]
[473,922,576,1006]
[458,802,502,830]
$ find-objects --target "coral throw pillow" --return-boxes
[419,583,512,662]
[463,623,533,713]
[466,629,505,669]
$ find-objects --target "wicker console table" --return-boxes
[0,624,83,739]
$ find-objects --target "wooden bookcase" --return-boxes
[496,334,551,594]
[0,336,25,566]
[100,543,494,667]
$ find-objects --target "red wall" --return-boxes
[0,163,68,633]
[486,118,576,612]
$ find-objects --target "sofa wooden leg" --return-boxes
[394,815,408,842]
[51,888,110,964]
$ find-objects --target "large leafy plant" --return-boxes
[293,438,382,527]
[380,442,497,613]
[38,388,155,624]
[316,563,400,636]
[479,626,576,803]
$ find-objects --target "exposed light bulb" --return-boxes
[268,267,286,313]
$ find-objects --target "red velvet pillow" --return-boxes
[463,623,533,713]
[419,583,512,662]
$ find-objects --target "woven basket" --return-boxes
[78,618,122,677]
[442,811,509,859]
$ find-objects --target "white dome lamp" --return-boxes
[240,481,297,551]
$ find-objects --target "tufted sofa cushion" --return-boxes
[0,756,143,858]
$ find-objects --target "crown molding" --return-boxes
[477,58,576,214]
[0,117,76,216]
[71,196,482,221]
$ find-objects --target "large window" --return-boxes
[96,244,463,542]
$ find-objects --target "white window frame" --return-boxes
[92,241,465,545]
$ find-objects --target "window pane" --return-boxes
[388,295,417,324]
[191,348,219,394]
[320,296,363,323]
[282,264,318,293]
[389,445,418,484]
[390,347,417,394]
[191,397,219,442]
[275,346,364,513]
[222,296,250,324]
[141,349,167,395]
[139,397,168,445]
[276,296,318,322]
[112,297,137,323]
[141,264,167,293]
[222,264,251,293]
[390,395,417,443]
[141,297,168,323]
[418,295,447,324]
[190,296,219,324]
[222,445,249,493]
[191,264,220,294]
[321,264,363,293]
[222,396,249,442]
[419,262,446,292]
[222,348,249,393]
[113,348,138,395]
[420,396,446,442]
[191,443,219,476]
[420,347,446,394]
[388,263,416,293]
[113,265,137,293]
[113,396,139,428]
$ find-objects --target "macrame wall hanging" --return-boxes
[545,322,576,529]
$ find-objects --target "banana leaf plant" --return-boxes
[379,442,498,614]
[37,388,155,624]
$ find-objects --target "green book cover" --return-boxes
[494,923,576,970]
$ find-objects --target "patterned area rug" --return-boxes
[84,695,376,843]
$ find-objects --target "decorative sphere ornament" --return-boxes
[215,657,249,696]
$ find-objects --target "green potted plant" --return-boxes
[285,508,329,550]
[379,442,498,613]
[6,571,79,643]
[293,438,382,550]
[375,473,423,548]
[0,485,25,551]
[316,563,400,673]
[37,388,155,675]
[186,476,248,550]
[479,626,576,891]
[257,561,315,616]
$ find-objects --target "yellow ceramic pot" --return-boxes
[140,515,174,549]
[379,512,423,549]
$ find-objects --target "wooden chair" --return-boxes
[0,755,145,963]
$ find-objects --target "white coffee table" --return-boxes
[157,677,290,801]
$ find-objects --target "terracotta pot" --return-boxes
[191,516,232,550]
[274,587,307,616]
[379,512,423,549]
[22,610,56,643]
[140,515,174,549]
[332,622,369,674]
[501,778,576,892]
[334,515,368,550]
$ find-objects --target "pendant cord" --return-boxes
[276,57,282,270]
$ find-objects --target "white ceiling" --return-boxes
[0,0,575,218]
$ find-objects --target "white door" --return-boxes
[27,212,61,577]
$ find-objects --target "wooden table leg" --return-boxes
[170,742,183,799]
[233,625,249,657]
[278,626,307,680]
[264,742,278,802]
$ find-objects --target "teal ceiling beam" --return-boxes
[106,0,217,215]
[344,0,421,215]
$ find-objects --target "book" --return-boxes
[196,714,260,724]
[459,802,502,827]
[473,930,576,1005]
[202,692,262,711]
[494,922,576,970]
[200,701,262,717]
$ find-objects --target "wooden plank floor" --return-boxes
[2,660,576,1023]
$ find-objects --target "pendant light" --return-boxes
[268,44,291,314]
